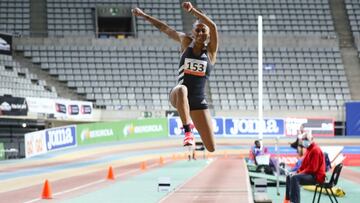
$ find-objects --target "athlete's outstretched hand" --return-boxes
[132,7,146,17]
[182,2,193,12]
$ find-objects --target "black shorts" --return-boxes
[188,95,208,111]
[169,86,208,111]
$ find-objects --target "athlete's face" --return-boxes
[192,23,209,44]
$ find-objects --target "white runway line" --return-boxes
[23,162,159,203]
[158,158,214,203]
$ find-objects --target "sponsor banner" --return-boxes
[26,97,55,114]
[45,126,76,151]
[168,117,224,137]
[0,32,12,55]
[54,99,93,119]
[277,155,298,166]
[26,97,93,120]
[121,118,168,139]
[225,118,284,137]
[80,104,92,114]
[77,118,168,145]
[0,143,4,160]
[55,102,66,114]
[24,130,47,158]
[24,125,77,158]
[77,122,119,145]
[0,96,28,116]
[169,117,283,137]
[345,102,360,136]
[285,117,334,137]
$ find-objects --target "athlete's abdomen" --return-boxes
[183,75,206,97]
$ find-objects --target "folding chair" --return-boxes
[312,163,343,203]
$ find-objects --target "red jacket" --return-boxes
[298,142,326,183]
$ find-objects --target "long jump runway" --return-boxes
[160,158,253,203]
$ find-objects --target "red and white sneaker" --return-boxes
[183,131,195,147]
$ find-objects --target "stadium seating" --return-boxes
[47,0,96,37]
[211,47,350,111]
[18,43,177,110]
[345,0,360,37]
[47,0,182,37]
[0,0,30,36]
[0,54,58,98]
[0,0,336,37]
[136,0,183,36]
[17,41,351,111]
[197,0,335,36]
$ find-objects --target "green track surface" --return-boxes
[64,160,210,203]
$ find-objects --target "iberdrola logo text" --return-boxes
[80,128,114,141]
[123,123,163,137]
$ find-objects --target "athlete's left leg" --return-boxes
[190,109,215,152]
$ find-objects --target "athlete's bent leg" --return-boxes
[170,85,191,125]
[190,109,215,152]
[170,85,194,146]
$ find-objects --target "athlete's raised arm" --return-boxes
[132,7,185,43]
[182,2,218,64]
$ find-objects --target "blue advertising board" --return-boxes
[168,117,224,137]
[168,117,284,137]
[225,118,284,137]
[346,102,360,136]
[45,125,77,151]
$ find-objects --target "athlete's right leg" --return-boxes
[170,85,194,146]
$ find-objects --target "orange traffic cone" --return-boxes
[41,179,52,199]
[224,151,228,159]
[107,166,115,180]
[159,156,164,165]
[140,161,147,170]
[172,154,176,160]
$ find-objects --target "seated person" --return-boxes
[249,140,268,165]
[290,124,308,150]
[249,140,282,175]
[286,143,331,175]
[284,132,326,203]
[284,124,306,174]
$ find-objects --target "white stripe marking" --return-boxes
[177,73,184,79]
[178,64,184,72]
[23,163,158,203]
[158,158,214,203]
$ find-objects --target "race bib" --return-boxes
[184,58,207,76]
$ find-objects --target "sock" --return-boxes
[183,124,191,133]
